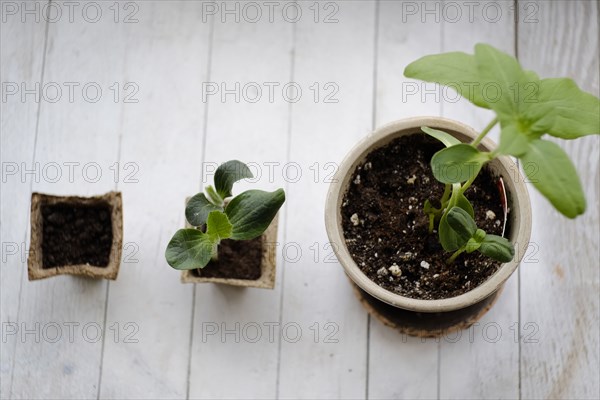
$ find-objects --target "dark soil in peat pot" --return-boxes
[193,236,262,280]
[42,203,113,268]
[342,133,509,300]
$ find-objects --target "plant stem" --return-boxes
[206,185,224,207]
[471,117,498,147]
[440,184,452,204]
[459,172,479,195]
[447,247,466,264]
[448,183,461,209]
[211,243,219,262]
[428,214,435,233]
[439,184,461,226]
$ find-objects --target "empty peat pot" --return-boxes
[180,198,278,289]
[28,191,123,280]
[325,117,532,337]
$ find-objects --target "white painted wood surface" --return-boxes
[278,2,374,398]
[1,1,598,399]
[518,1,600,399]
[0,7,47,400]
[100,2,211,399]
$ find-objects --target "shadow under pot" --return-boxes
[28,191,123,280]
[180,198,278,289]
[325,117,532,338]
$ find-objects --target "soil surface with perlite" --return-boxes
[342,133,508,300]
[42,203,113,268]
[193,236,262,280]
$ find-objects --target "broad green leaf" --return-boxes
[214,160,254,199]
[439,202,471,252]
[526,78,600,139]
[225,188,285,240]
[421,126,461,148]
[438,213,462,251]
[455,193,475,219]
[185,193,223,227]
[520,139,586,218]
[206,211,232,241]
[479,234,514,262]
[474,43,538,121]
[446,206,477,242]
[497,124,531,157]
[404,52,490,108]
[165,229,215,270]
[431,144,488,183]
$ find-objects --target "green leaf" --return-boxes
[479,234,515,263]
[439,211,466,252]
[165,229,215,270]
[185,193,223,227]
[431,144,488,183]
[474,43,537,121]
[520,139,586,218]
[438,186,472,251]
[446,206,477,242]
[206,211,232,241]
[465,238,481,254]
[526,78,600,139]
[421,126,461,148]
[455,193,475,219]
[225,188,285,240]
[214,160,254,199]
[473,229,486,242]
[497,124,531,157]
[404,52,490,108]
[466,229,486,253]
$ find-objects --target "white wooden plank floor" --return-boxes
[1,1,598,399]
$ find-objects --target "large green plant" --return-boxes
[404,43,600,263]
[165,160,285,270]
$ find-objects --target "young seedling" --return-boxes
[445,207,514,264]
[404,43,600,263]
[165,160,285,270]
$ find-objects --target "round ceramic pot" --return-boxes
[325,117,532,337]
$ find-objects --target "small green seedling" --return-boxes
[404,43,600,264]
[165,160,285,270]
[445,207,514,264]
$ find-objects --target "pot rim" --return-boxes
[324,117,532,312]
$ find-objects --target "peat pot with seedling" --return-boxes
[165,160,285,289]
[325,43,600,337]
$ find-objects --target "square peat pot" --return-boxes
[28,191,123,281]
[180,210,278,289]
